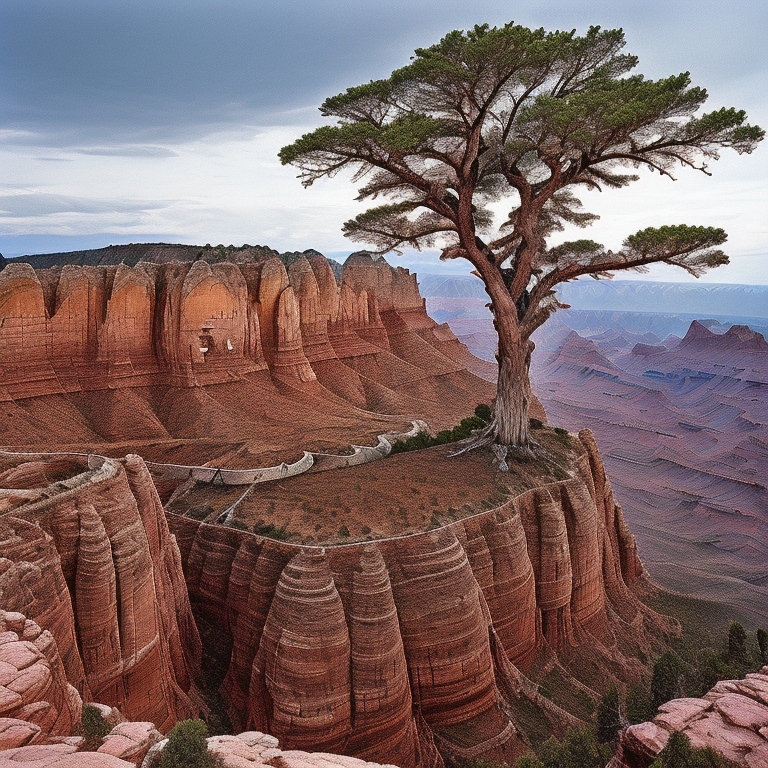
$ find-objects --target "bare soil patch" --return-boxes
[168,427,579,545]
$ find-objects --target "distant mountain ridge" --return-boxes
[1,242,345,281]
[417,273,768,319]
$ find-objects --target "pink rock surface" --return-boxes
[617,666,768,767]
[0,719,41,750]
[0,613,80,739]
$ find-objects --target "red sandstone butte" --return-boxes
[168,430,671,768]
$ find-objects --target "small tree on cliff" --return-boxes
[280,23,763,457]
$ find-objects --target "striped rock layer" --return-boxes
[0,457,201,733]
[169,431,669,768]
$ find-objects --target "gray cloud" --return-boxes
[73,146,179,158]
[0,193,169,217]
[2,0,765,145]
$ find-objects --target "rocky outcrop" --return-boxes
[0,610,82,742]
[168,430,671,768]
[0,250,502,453]
[613,667,768,768]
[0,457,200,732]
[0,725,400,768]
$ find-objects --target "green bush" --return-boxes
[252,520,292,541]
[650,730,736,768]
[338,525,350,538]
[727,621,748,666]
[474,403,492,422]
[227,519,248,530]
[82,704,111,746]
[158,719,218,768]
[529,418,544,429]
[389,414,486,454]
[596,685,621,744]
[651,652,686,710]
[516,726,609,768]
[758,628,768,663]
[187,505,214,521]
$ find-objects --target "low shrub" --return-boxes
[389,415,486,454]
[157,719,219,768]
[187,505,214,521]
[82,704,110,747]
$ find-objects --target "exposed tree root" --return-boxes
[447,420,541,469]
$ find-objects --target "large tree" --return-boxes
[280,23,763,457]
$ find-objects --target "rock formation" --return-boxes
[0,456,201,732]
[613,666,768,768]
[168,430,671,768]
[0,250,484,396]
[0,610,82,742]
[0,724,402,768]
[529,319,768,625]
[0,250,510,459]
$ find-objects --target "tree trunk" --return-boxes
[467,253,535,456]
[494,332,534,450]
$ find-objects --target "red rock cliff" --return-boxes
[0,455,201,732]
[167,430,669,768]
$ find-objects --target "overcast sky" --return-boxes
[1,0,766,282]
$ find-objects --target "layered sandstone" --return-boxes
[0,456,200,732]
[168,430,672,768]
[0,251,471,395]
[613,667,768,768]
[0,251,505,462]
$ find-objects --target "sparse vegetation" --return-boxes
[157,719,220,768]
[649,731,735,768]
[514,726,610,768]
[595,685,621,745]
[227,519,248,531]
[252,519,292,541]
[187,505,214,521]
[389,415,487,454]
[81,704,111,748]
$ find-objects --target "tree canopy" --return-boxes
[280,22,763,450]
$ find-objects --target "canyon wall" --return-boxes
[167,430,671,768]
[0,456,201,733]
[0,252,490,396]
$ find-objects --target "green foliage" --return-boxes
[649,730,736,768]
[596,685,621,744]
[280,20,761,281]
[529,418,544,430]
[758,628,768,664]
[81,704,111,745]
[389,415,486,454]
[651,652,686,710]
[523,726,610,768]
[689,649,738,697]
[252,520,292,541]
[158,719,218,768]
[474,403,492,423]
[187,505,214,521]
[338,525,350,538]
[227,519,248,531]
[626,682,654,725]
[727,621,748,666]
